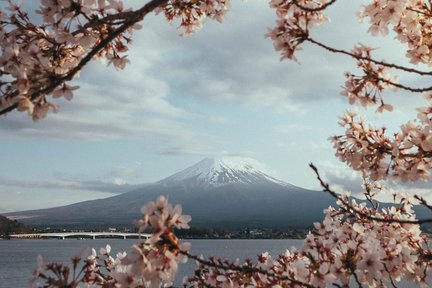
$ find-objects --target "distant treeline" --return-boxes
[0,215,33,237]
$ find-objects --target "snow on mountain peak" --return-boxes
[159,157,287,186]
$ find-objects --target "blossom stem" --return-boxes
[306,37,432,76]
[181,250,316,288]
[292,0,338,12]
[309,163,432,225]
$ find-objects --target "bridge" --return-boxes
[9,232,151,240]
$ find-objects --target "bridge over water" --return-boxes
[9,232,151,240]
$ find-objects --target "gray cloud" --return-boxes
[0,1,416,157]
[133,1,371,113]
[0,177,145,194]
[316,162,432,203]
[315,162,364,193]
[0,69,218,154]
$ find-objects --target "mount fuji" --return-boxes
[159,157,289,186]
[8,157,338,230]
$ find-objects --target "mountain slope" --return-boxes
[6,157,344,229]
[160,157,288,186]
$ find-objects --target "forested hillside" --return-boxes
[0,215,32,237]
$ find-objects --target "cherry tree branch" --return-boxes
[406,7,432,17]
[309,163,432,225]
[182,251,317,288]
[71,11,138,36]
[377,76,432,93]
[414,195,432,212]
[306,37,432,77]
[0,0,169,116]
[384,264,399,288]
[292,0,338,12]
[353,272,364,288]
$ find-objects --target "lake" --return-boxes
[0,238,421,288]
[0,238,300,288]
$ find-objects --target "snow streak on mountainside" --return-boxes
[159,157,290,186]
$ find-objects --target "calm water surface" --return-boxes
[0,239,300,288]
[0,238,421,288]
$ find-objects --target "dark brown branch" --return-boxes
[181,251,316,288]
[309,163,432,225]
[292,0,337,12]
[0,0,169,116]
[414,195,432,212]
[306,37,432,77]
[353,272,364,288]
[406,7,432,17]
[377,76,432,93]
[384,264,399,288]
[71,10,137,36]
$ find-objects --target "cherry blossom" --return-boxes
[31,195,192,288]
[10,1,432,287]
[0,0,230,120]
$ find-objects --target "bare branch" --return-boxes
[384,264,399,288]
[306,37,432,77]
[353,272,364,288]
[414,195,432,212]
[309,163,432,225]
[182,251,317,288]
[0,0,169,116]
[292,0,338,12]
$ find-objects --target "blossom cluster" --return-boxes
[359,0,432,66]
[0,0,230,120]
[31,196,191,288]
[0,0,141,120]
[266,0,329,61]
[331,101,432,183]
[342,44,396,113]
[184,197,432,288]
[156,0,230,35]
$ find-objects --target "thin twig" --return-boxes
[0,0,169,116]
[292,0,338,12]
[309,163,432,225]
[378,76,432,93]
[406,7,432,17]
[353,272,364,288]
[181,251,316,288]
[384,264,399,288]
[414,195,432,212]
[306,37,432,76]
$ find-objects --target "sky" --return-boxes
[0,1,430,213]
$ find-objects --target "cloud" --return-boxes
[315,162,432,203]
[274,123,314,134]
[157,140,219,155]
[210,116,230,124]
[108,165,136,178]
[2,1,425,198]
[0,64,219,154]
[0,177,145,194]
[315,162,364,193]
[0,1,393,152]
[121,1,352,114]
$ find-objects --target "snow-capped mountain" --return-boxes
[7,157,339,230]
[159,157,288,186]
